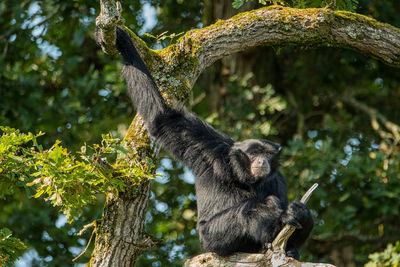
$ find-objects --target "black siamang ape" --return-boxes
[114,27,313,258]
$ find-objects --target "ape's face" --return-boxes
[234,139,281,178]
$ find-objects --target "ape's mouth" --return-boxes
[251,166,271,177]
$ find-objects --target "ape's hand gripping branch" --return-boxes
[270,183,319,253]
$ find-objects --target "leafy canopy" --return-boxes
[0,228,27,267]
[0,126,157,223]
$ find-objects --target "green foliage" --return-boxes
[0,0,195,264]
[289,0,358,10]
[0,228,27,267]
[205,73,287,140]
[1,127,156,223]
[0,0,133,151]
[232,0,274,9]
[283,133,400,238]
[143,31,184,44]
[366,241,400,267]
[196,66,400,264]
[0,126,44,199]
[137,159,200,267]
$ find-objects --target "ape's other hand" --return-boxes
[281,201,311,229]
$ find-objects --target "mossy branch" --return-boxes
[171,5,400,85]
[95,0,122,54]
[96,3,400,98]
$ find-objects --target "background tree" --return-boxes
[0,0,400,266]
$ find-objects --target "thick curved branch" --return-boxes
[173,6,400,85]
[96,3,400,99]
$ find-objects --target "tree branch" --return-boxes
[343,97,400,143]
[96,3,400,100]
[183,251,336,267]
[95,0,123,54]
[169,6,400,85]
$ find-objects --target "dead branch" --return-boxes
[343,97,400,144]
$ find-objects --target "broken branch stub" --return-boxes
[95,0,123,54]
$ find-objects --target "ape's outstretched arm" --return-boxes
[116,27,167,123]
[115,28,235,175]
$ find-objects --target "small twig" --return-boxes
[343,97,400,156]
[72,229,95,262]
[72,227,96,262]
[300,183,319,203]
[189,92,206,107]
[327,0,337,10]
[72,221,97,262]
[271,183,319,251]
[77,221,97,236]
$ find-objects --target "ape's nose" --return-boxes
[255,157,268,168]
[261,159,269,168]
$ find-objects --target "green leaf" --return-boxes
[7,155,23,162]
[232,0,245,9]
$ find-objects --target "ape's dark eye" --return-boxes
[247,150,264,157]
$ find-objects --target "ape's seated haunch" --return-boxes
[113,27,313,259]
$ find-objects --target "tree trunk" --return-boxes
[199,0,258,113]
[89,116,156,266]
[90,182,152,266]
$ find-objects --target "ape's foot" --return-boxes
[286,247,299,260]
[262,242,272,253]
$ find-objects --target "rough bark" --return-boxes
[89,113,156,266]
[92,1,400,266]
[183,252,336,267]
[95,0,123,54]
[90,182,154,266]
[90,2,159,265]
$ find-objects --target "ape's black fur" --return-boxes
[115,27,313,258]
